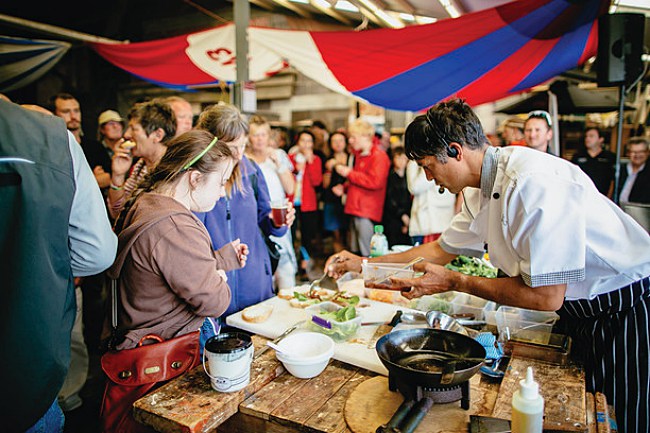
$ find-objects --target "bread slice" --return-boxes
[277,288,294,300]
[241,304,274,323]
[289,298,314,308]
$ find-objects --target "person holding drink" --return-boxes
[271,200,290,226]
[195,104,295,317]
[247,115,298,291]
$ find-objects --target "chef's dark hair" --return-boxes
[405,98,488,162]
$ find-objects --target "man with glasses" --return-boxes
[326,99,650,433]
[524,110,553,154]
[618,136,650,204]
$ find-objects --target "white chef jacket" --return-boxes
[439,146,650,300]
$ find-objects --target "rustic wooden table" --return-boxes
[134,335,611,433]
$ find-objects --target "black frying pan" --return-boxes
[376,328,486,387]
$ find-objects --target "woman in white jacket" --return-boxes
[406,160,460,244]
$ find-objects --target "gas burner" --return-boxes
[388,373,471,410]
[420,384,463,404]
[377,378,472,433]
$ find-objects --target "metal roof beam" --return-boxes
[0,13,125,44]
[309,0,354,25]
[269,0,314,18]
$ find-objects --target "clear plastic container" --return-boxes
[361,261,417,305]
[361,261,415,284]
[449,293,497,321]
[306,302,362,342]
[409,292,457,314]
[496,306,559,344]
[336,272,365,297]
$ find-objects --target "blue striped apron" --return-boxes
[556,277,649,433]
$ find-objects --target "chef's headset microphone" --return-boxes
[424,110,458,194]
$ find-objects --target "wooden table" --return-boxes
[134,335,612,433]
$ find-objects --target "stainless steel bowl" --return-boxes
[425,310,468,336]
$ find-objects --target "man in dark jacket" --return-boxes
[618,136,650,204]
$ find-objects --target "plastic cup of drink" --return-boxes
[271,200,288,226]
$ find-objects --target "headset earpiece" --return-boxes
[426,110,459,159]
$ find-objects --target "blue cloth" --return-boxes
[196,156,287,316]
[25,400,64,433]
[200,317,220,355]
[474,332,504,361]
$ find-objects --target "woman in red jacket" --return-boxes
[290,130,323,277]
[332,119,390,256]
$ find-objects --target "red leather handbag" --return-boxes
[100,331,201,433]
[99,279,201,433]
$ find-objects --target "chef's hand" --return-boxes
[231,239,249,267]
[324,250,363,278]
[366,262,453,299]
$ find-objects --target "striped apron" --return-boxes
[556,277,649,433]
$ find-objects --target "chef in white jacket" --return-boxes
[326,99,650,433]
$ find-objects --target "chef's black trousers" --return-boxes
[556,276,649,433]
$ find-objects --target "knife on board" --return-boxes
[255,320,304,358]
[367,310,403,349]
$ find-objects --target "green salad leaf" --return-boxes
[321,305,357,322]
[294,291,308,301]
[445,255,497,278]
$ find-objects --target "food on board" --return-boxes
[241,304,274,323]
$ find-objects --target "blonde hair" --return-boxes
[348,118,374,138]
[249,114,270,129]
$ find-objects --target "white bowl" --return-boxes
[275,332,335,378]
[391,244,413,253]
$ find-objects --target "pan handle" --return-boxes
[376,399,414,433]
[398,397,434,433]
[440,360,457,385]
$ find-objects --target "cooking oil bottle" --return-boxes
[511,366,544,433]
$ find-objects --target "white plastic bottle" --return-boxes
[369,225,388,257]
[511,367,544,433]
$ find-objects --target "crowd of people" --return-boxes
[1,92,649,433]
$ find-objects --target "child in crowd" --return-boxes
[382,146,412,248]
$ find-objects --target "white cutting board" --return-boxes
[226,295,423,375]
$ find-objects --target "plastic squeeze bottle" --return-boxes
[511,366,544,433]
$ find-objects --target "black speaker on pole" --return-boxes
[597,13,645,87]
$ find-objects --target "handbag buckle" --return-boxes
[144,366,161,375]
